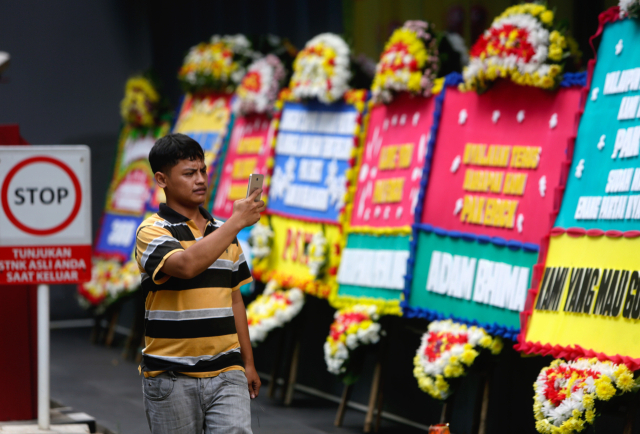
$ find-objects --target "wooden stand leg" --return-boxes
[105,308,120,347]
[363,358,383,433]
[374,385,384,433]
[472,372,491,434]
[268,331,285,399]
[283,337,301,406]
[334,383,353,427]
[440,400,454,425]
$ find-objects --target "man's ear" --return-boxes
[155,171,168,189]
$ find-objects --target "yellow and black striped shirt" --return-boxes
[135,203,252,378]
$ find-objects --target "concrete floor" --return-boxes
[51,328,425,434]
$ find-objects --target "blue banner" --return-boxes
[267,101,359,222]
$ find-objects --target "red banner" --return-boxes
[0,245,92,284]
[421,81,582,244]
[212,113,274,219]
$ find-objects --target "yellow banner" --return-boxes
[174,94,230,133]
[525,234,640,359]
[253,215,343,299]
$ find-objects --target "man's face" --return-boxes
[159,158,208,206]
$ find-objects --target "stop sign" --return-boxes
[0,146,92,284]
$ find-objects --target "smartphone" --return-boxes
[245,174,264,202]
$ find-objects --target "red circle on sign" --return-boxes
[1,156,82,236]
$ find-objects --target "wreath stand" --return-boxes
[265,305,306,405]
[334,322,388,433]
[470,368,492,434]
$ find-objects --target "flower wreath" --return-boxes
[233,54,286,116]
[621,0,640,18]
[462,3,573,92]
[371,20,439,103]
[290,33,351,104]
[246,280,305,345]
[413,320,503,400]
[534,358,639,434]
[178,34,257,94]
[324,304,381,380]
[248,221,274,261]
[78,258,140,309]
[120,76,161,128]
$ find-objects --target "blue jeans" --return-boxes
[142,370,252,434]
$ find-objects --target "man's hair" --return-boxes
[149,133,205,174]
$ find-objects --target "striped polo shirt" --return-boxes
[135,203,252,378]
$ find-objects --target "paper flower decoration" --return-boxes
[78,258,140,307]
[462,3,571,92]
[324,304,381,378]
[233,54,286,116]
[534,358,639,433]
[371,20,439,103]
[120,76,160,128]
[178,34,257,94]
[306,231,328,278]
[246,280,305,344]
[248,221,274,260]
[413,320,502,400]
[290,33,351,103]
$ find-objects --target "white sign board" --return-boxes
[0,146,92,284]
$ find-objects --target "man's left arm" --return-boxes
[232,290,261,399]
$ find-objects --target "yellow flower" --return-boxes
[540,10,553,25]
[490,338,503,355]
[346,324,358,334]
[461,348,479,365]
[444,363,464,378]
[582,393,595,410]
[407,73,422,92]
[535,419,552,434]
[479,335,492,348]
[548,45,564,62]
[614,367,635,392]
[432,77,444,94]
[595,376,616,401]
[585,409,595,423]
[540,76,555,89]
[418,376,433,391]
[549,64,562,77]
[435,375,450,393]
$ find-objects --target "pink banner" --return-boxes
[212,113,274,219]
[421,81,582,244]
[351,93,435,229]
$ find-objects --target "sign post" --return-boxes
[0,146,92,429]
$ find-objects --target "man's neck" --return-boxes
[165,197,202,222]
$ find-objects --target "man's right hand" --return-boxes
[231,188,266,229]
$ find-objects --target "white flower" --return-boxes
[246,282,305,345]
[290,33,351,103]
[249,222,274,259]
[345,334,358,350]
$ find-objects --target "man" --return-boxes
[136,133,264,433]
